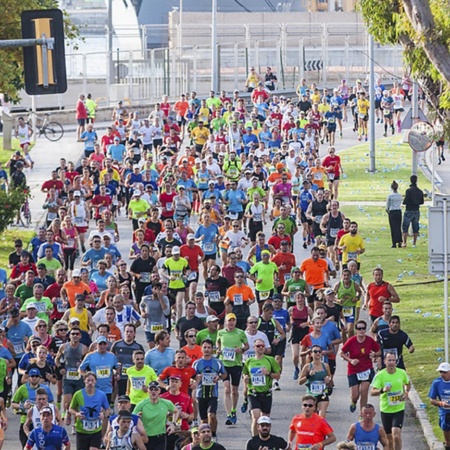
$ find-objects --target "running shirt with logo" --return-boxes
[70,388,110,434]
[249,261,278,293]
[78,351,118,394]
[195,224,219,256]
[126,365,157,406]
[193,357,226,398]
[217,328,248,368]
[25,424,69,450]
[163,257,189,289]
[242,355,280,393]
[371,368,409,413]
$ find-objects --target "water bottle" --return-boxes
[415,309,421,314]
[436,348,445,352]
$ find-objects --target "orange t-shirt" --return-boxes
[268,171,292,185]
[159,366,196,395]
[174,100,189,117]
[226,284,255,305]
[63,281,92,308]
[300,258,328,288]
[309,167,326,189]
[181,345,203,368]
[107,324,122,342]
[289,413,334,446]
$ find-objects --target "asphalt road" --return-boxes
[1,115,430,450]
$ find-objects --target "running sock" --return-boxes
[384,124,387,133]
[231,408,236,413]
[397,119,401,129]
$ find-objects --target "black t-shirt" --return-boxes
[130,257,156,286]
[26,362,55,383]
[246,434,288,450]
[158,238,183,254]
[176,316,206,347]
[205,276,230,315]
[147,220,163,237]
[193,443,226,450]
[378,329,413,369]
[324,303,343,327]
[298,100,312,113]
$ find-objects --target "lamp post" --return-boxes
[211,0,218,92]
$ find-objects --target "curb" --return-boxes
[409,383,444,449]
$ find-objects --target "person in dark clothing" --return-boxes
[401,175,424,247]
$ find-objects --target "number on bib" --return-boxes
[356,369,371,381]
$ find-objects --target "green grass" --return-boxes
[0,229,36,271]
[340,204,443,440]
[338,138,432,201]
[0,137,31,165]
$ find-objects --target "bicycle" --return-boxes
[27,111,64,142]
[18,188,32,228]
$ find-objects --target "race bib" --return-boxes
[82,419,101,431]
[203,243,214,253]
[342,307,354,318]
[383,109,391,116]
[314,215,323,224]
[297,445,312,449]
[66,368,80,380]
[347,252,358,260]
[253,213,262,222]
[314,172,322,180]
[284,273,292,282]
[150,323,164,333]
[56,298,66,313]
[228,212,238,220]
[172,270,182,279]
[75,217,83,225]
[140,272,151,283]
[388,390,404,406]
[187,271,197,281]
[131,377,146,390]
[329,228,339,238]
[209,291,221,303]
[222,348,236,361]
[356,369,371,381]
[13,342,24,354]
[328,173,335,181]
[250,367,266,386]
[166,202,173,211]
[233,294,243,306]
[67,238,75,248]
[356,443,376,450]
[34,303,46,313]
[246,350,256,359]
[358,113,366,119]
[310,381,326,395]
[96,366,111,379]
[202,373,215,386]
[259,291,270,300]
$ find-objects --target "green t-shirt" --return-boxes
[273,216,297,236]
[37,257,62,278]
[217,328,248,367]
[20,297,53,322]
[247,187,266,202]
[15,284,34,304]
[210,117,226,132]
[126,365,157,406]
[163,257,189,289]
[12,383,41,424]
[250,261,278,292]
[129,199,150,219]
[243,355,280,393]
[206,97,222,109]
[133,397,176,437]
[196,329,218,351]
[371,368,410,413]
[285,278,307,305]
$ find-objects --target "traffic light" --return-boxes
[21,9,67,95]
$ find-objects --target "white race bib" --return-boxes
[222,348,236,361]
[233,294,243,306]
[131,377,146,390]
[309,381,326,395]
[209,291,221,303]
[202,373,215,386]
[356,369,371,381]
[82,419,101,431]
[96,366,111,379]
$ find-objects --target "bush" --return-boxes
[0,188,29,233]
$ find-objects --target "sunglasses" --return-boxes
[312,350,322,353]
[356,327,366,331]
[248,321,257,325]
[303,403,315,408]
[58,328,68,332]
[235,275,244,278]
[187,335,196,338]
[149,387,159,391]
[255,344,265,348]
[37,325,46,328]
[98,342,108,345]
[71,333,81,336]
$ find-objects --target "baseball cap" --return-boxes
[208,180,215,185]
[149,381,160,388]
[30,336,42,343]
[28,368,41,377]
[280,240,289,245]
[133,190,141,197]
[257,416,272,425]
[437,362,450,372]
[97,335,108,344]
[172,246,180,255]
[187,233,195,241]
[226,313,237,321]
[9,308,19,317]
[21,251,31,258]
[276,162,284,170]
[72,269,81,277]
[324,288,334,296]
[74,191,81,197]
[70,317,80,324]
[26,303,37,310]
[37,263,47,270]
[117,410,133,419]
[169,374,182,380]
[138,217,146,223]
[198,423,211,432]
[206,315,220,323]
[272,294,283,301]
[118,395,131,403]
[318,244,327,251]
[40,406,53,415]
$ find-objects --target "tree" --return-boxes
[0,188,29,233]
[359,0,450,130]
[0,0,78,103]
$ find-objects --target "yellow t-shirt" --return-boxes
[128,198,150,219]
[127,365,157,405]
[338,233,365,264]
[357,99,370,115]
[191,127,210,145]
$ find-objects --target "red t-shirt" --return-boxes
[65,170,80,184]
[159,366,196,395]
[76,100,87,120]
[180,244,204,272]
[133,228,156,244]
[160,102,171,119]
[267,234,292,251]
[160,391,193,430]
[367,282,392,318]
[44,282,63,320]
[101,135,115,154]
[90,195,112,218]
[289,413,334,446]
[271,252,296,284]
[42,180,64,194]
[340,335,380,375]
[322,154,341,177]
[160,191,177,217]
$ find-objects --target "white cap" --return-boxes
[26,303,37,309]
[187,233,195,241]
[74,191,81,197]
[437,362,450,372]
[172,246,181,254]
[70,317,80,324]
[206,315,220,323]
[133,190,141,197]
[72,269,81,277]
[257,416,272,425]
[208,180,215,185]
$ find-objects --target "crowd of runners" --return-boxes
[0,72,446,450]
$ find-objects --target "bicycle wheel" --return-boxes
[19,203,32,228]
[44,121,64,141]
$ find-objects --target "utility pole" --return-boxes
[368,34,376,172]
[211,0,218,92]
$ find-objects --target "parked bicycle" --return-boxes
[27,111,64,142]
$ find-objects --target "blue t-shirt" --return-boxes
[82,248,108,271]
[29,237,46,262]
[197,170,211,190]
[258,131,272,146]
[177,179,197,202]
[195,223,219,255]
[108,144,126,162]
[193,357,226,398]
[80,130,98,151]
[0,269,7,300]
[104,244,122,264]
[79,352,118,394]
[89,270,113,292]
[321,320,342,343]
[256,103,268,118]
[429,377,450,416]
[26,424,69,450]
[4,321,33,358]
[306,333,332,363]
[203,189,222,201]
[299,189,313,212]
[273,308,290,331]
[144,347,175,375]
[242,134,259,153]
[330,95,343,112]
[224,189,246,214]
[0,347,13,362]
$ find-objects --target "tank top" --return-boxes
[337,280,357,308]
[63,226,77,250]
[104,222,116,240]
[31,404,57,428]
[195,309,209,321]
[257,317,278,342]
[367,282,391,318]
[351,273,363,286]
[255,244,269,263]
[128,173,143,186]
[176,227,188,245]
[311,200,328,224]
[17,124,30,144]
[291,305,309,328]
[63,342,84,381]
[69,308,89,332]
[354,422,380,448]
[110,427,134,450]
[71,201,87,227]
[326,211,343,241]
[306,362,328,396]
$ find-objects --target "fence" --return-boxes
[61,22,404,107]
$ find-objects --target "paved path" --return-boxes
[2,112,437,449]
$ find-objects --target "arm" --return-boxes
[387,283,400,303]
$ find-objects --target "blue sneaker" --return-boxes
[293,367,300,380]
[350,402,357,413]
[240,400,248,414]
[225,415,233,425]
[230,411,237,424]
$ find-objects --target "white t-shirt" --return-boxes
[244,330,271,360]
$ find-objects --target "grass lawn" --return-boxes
[340,204,444,440]
[0,137,30,165]
[338,137,431,201]
[0,229,36,270]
